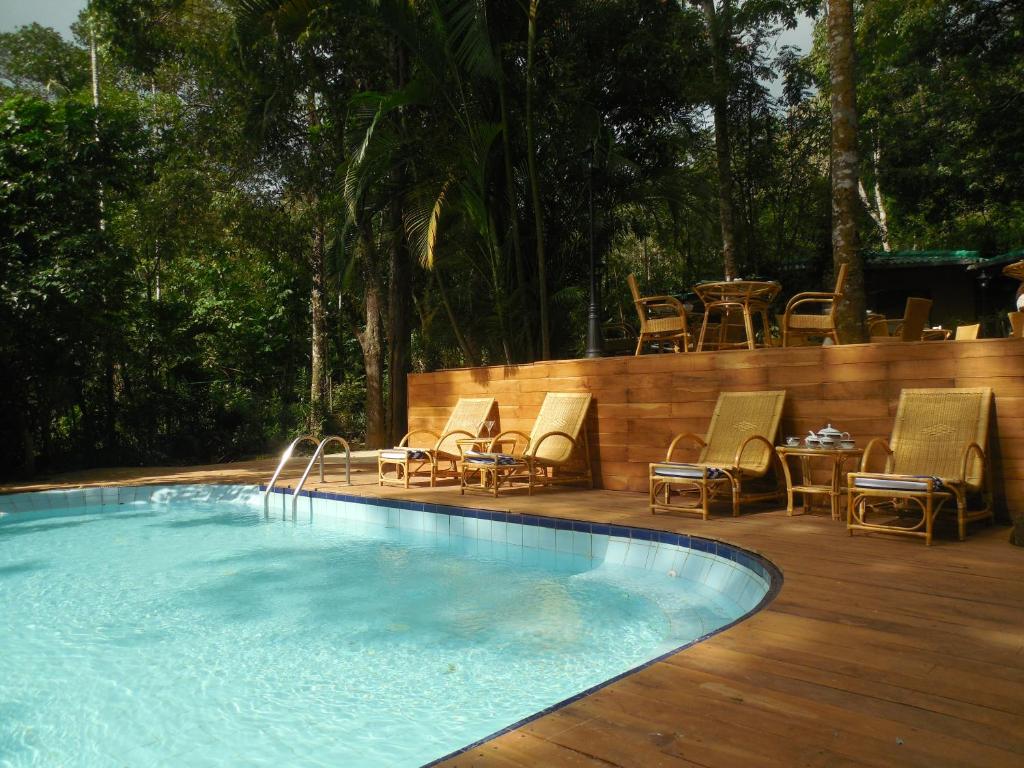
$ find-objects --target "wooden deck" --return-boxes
[5,461,1023,768]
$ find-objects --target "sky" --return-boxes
[0,0,86,38]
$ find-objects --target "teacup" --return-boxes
[819,436,837,448]
[839,439,856,449]
[785,436,800,447]
[805,436,821,447]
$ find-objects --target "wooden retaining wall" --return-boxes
[407,339,1024,517]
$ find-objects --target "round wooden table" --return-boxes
[694,280,781,351]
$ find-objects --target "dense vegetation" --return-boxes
[1,0,1020,478]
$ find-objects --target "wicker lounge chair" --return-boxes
[628,274,691,354]
[869,297,932,342]
[649,390,785,519]
[461,392,592,496]
[781,263,847,347]
[847,387,993,545]
[379,396,495,488]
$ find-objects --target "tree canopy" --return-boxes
[0,0,1020,478]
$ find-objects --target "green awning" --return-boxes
[864,250,982,269]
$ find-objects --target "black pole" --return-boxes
[585,141,604,358]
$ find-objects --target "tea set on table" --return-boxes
[783,424,856,450]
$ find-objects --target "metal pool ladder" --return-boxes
[263,434,352,517]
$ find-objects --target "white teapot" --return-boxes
[816,423,848,447]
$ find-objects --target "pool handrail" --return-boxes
[263,434,320,516]
[291,436,352,515]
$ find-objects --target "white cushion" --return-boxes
[853,476,945,492]
[380,449,429,461]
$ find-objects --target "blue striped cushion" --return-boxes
[464,451,520,466]
[853,476,947,492]
[380,449,429,461]
[653,464,726,480]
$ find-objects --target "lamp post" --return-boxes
[585,140,604,358]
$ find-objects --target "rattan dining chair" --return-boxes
[627,274,691,354]
[847,387,993,545]
[379,397,495,487]
[954,323,980,340]
[869,297,932,342]
[781,263,848,347]
[1009,312,1023,339]
[649,390,785,519]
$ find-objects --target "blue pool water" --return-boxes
[0,486,770,766]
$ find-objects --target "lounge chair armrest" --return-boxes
[488,430,531,453]
[435,428,475,450]
[665,432,706,462]
[398,429,440,447]
[529,430,582,458]
[733,434,775,470]
[960,442,987,483]
[860,438,893,472]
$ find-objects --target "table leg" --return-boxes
[780,454,796,515]
[697,310,711,352]
[799,456,811,514]
[830,458,843,520]
[743,306,756,350]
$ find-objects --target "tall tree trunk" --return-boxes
[386,37,412,446]
[858,142,891,252]
[434,268,478,365]
[701,0,738,279]
[525,0,550,359]
[497,71,534,361]
[828,0,867,342]
[308,221,329,433]
[357,230,387,449]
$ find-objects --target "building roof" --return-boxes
[864,250,981,269]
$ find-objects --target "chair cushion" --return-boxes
[644,316,686,334]
[464,451,520,466]
[380,448,429,461]
[787,314,834,330]
[652,464,726,480]
[853,476,947,492]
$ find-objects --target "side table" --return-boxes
[776,445,864,520]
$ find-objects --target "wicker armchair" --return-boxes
[461,392,592,496]
[781,263,847,347]
[627,274,691,354]
[847,388,993,545]
[378,397,495,488]
[649,391,785,519]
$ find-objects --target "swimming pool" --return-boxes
[0,485,778,766]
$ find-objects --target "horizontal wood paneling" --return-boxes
[408,338,1024,517]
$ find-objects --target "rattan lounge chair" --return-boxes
[628,274,691,354]
[847,387,993,545]
[781,263,847,347]
[649,390,785,519]
[379,397,495,488]
[460,392,592,496]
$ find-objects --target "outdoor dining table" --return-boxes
[694,279,781,351]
